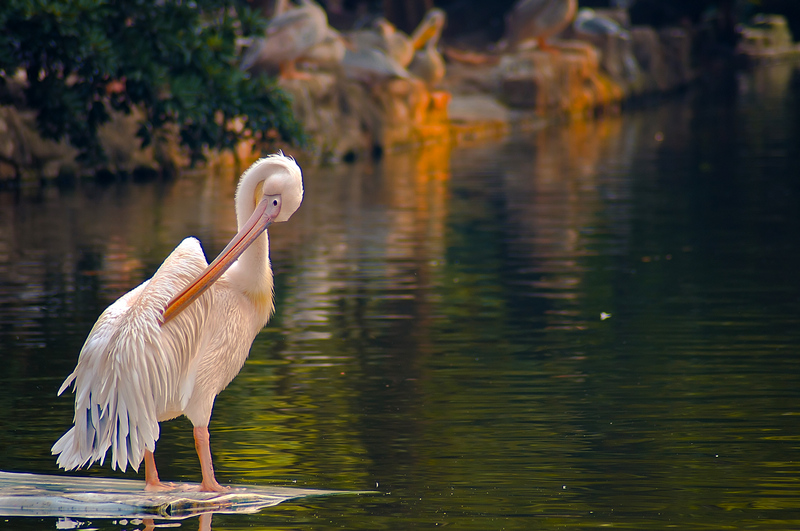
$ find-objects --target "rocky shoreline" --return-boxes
[0,11,795,183]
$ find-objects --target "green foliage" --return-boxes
[0,0,305,167]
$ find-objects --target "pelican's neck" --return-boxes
[226,230,275,321]
[228,173,276,321]
[430,25,442,49]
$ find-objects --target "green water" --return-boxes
[1,63,800,529]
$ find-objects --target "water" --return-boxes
[1,63,800,529]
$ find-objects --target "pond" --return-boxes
[1,62,800,529]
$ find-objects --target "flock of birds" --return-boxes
[51,0,635,493]
[237,0,629,85]
[240,0,447,87]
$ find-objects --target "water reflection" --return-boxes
[1,62,800,529]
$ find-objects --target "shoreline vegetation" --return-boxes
[0,4,797,185]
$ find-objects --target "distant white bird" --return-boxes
[52,154,304,492]
[241,0,329,79]
[377,18,415,68]
[408,8,447,86]
[502,0,578,52]
[348,17,415,68]
[342,46,410,82]
[300,26,348,71]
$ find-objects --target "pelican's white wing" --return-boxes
[52,238,212,472]
[240,1,327,71]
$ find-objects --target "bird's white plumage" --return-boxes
[240,0,329,75]
[52,154,304,481]
[504,0,577,50]
[52,238,210,471]
[408,9,447,87]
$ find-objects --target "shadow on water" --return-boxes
[1,61,800,529]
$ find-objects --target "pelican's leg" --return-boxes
[199,513,212,531]
[144,449,175,491]
[194,426,227,492]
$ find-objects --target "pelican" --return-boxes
[379,19,415,68]
[375,18,415,68]
[240,0,329,79]
[502,0,578,52]
[408,8,447,87]
[341,46,410,83]
[342,25,411,83]
[347,18,414,68]
[300,26,348,71]
[52,154,304,492]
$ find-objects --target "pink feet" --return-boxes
[143,427,228,492]
[144,479,178,492]
[198,479,230,493]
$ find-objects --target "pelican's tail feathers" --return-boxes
[51,381,160,473]
[57,372,76,396]
[51,288,163,474]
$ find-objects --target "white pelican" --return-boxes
[52,154,304,492]
[502,0,578,52]
[240,0,329,79]
[372,18,415,68]
[340,20,412,83]
[300,26,347,71]
[346,18,414,69]
[408,9,447,87]
[341,46,410,83]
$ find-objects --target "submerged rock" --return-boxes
[736,14,800,63]
[630,26,693,93]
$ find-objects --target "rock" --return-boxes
[569,8,646,96]
[736,14,800,63]
[630,26,671,92]
[496,42,624,115]
[97,107,187,174]
[497,51,560,110]
[0,101,189,182]
[628,26,693,93]
[0,106,79,180]
[278,72,449,162]
[659,27,693,88]
[279,74,371,162]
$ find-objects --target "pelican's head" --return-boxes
[237,153,304,226]
[161,153,303,325]
[411,8,446,50]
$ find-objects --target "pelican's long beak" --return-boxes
[411,22,434,50]
[411,17,439,50]
[160,195,282,325]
